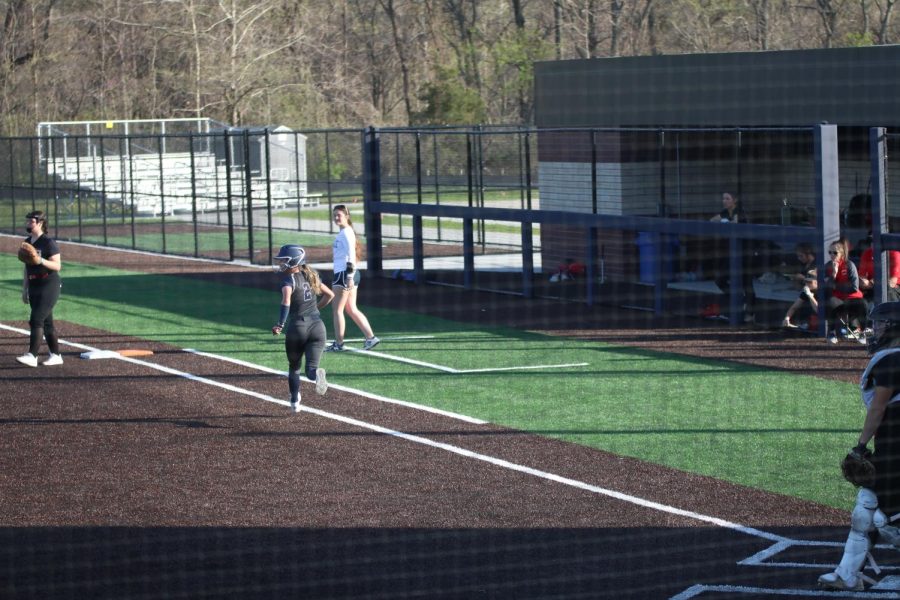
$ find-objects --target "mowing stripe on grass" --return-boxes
[0,322,788,546]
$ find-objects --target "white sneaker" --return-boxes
[363,336,381,351]
[817,571,864,591]
[16,353,38,367]
[315,368,328,395]
[42,353,64,366]
[290,401,301,413]
[828,333,839,344]
[782,317,798,329]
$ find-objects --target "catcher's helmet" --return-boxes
[867,301,900,354]
[274,245,306,272]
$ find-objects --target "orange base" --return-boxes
[117,349,154,357]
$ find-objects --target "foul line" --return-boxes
[336,344,588,374]
[182,347,486,424]
[0,322,786,545]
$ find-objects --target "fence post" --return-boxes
[814,123,841,337]
[74,136,83,240]
[189,133,199,257]
[126,136,135,249]
[871,127,888,305]
[264,128,273,266]
[463,132,475,286]
[223,129,235,262]
[727,236,742,325]
[524,129,533,211]
[157,134,166,253]
[658,130,666,217]
[362,126,383,276]
[8,139,16,232]
[590,130,597,214]
[413,132,424,281]
[586,226,598,305]
[522,221,534,299]
[243,129,255,263]
[49,137,59,235]
[99,135,108,246]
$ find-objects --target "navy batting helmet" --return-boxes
[274,245,306,272]
[867,301,900,355]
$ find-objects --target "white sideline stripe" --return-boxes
[1,321,783,541]
[340,345,589,374]
[182,347,487,425]
[457,362,588,374]
[340,336,436,342]
[341,346,457,372]
[670,583,900,598]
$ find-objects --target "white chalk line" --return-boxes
[335,341,589,374]
[1,322,778,543]
[671,583,900,598]
[182,347,486,425]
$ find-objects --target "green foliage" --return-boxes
[310,158,348,182]
[845,31,875,47]
[413,67,486,126]
[492,30,552,93]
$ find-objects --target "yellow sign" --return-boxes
[105,121,114,129]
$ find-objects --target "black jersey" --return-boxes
[281,272,320,322]
[23,234,60,281]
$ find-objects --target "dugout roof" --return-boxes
[534,45,900,128]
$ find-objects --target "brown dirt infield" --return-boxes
[0,236,883,599]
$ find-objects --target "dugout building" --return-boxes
[533,45,900,285]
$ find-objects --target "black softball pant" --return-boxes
[28,278,61,355]
[284,319,326,400]
[873,402,900,516]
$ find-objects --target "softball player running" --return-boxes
[326,204,380,352]
[271,245,334,413]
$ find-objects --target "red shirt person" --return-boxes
[858,246,900,302]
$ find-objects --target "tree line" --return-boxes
[0,0,896,136]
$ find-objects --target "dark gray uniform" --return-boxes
[281,272,327,400]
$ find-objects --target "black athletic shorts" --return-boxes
[332,269,361,290]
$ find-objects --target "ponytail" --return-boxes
[299,264,322,295]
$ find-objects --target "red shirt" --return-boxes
[858,247,900,286]
[828,258,864,300]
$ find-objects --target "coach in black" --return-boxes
[17,210,64,367]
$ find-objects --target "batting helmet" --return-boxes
[274,245,306,272]
[867,301,900,354]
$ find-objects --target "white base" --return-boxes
[79,350,120,360]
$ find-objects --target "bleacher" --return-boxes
[37,119,318,217]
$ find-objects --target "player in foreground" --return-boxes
[819,301,900,590]
[271,245,334,413]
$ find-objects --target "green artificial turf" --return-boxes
[0,253,863,510]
